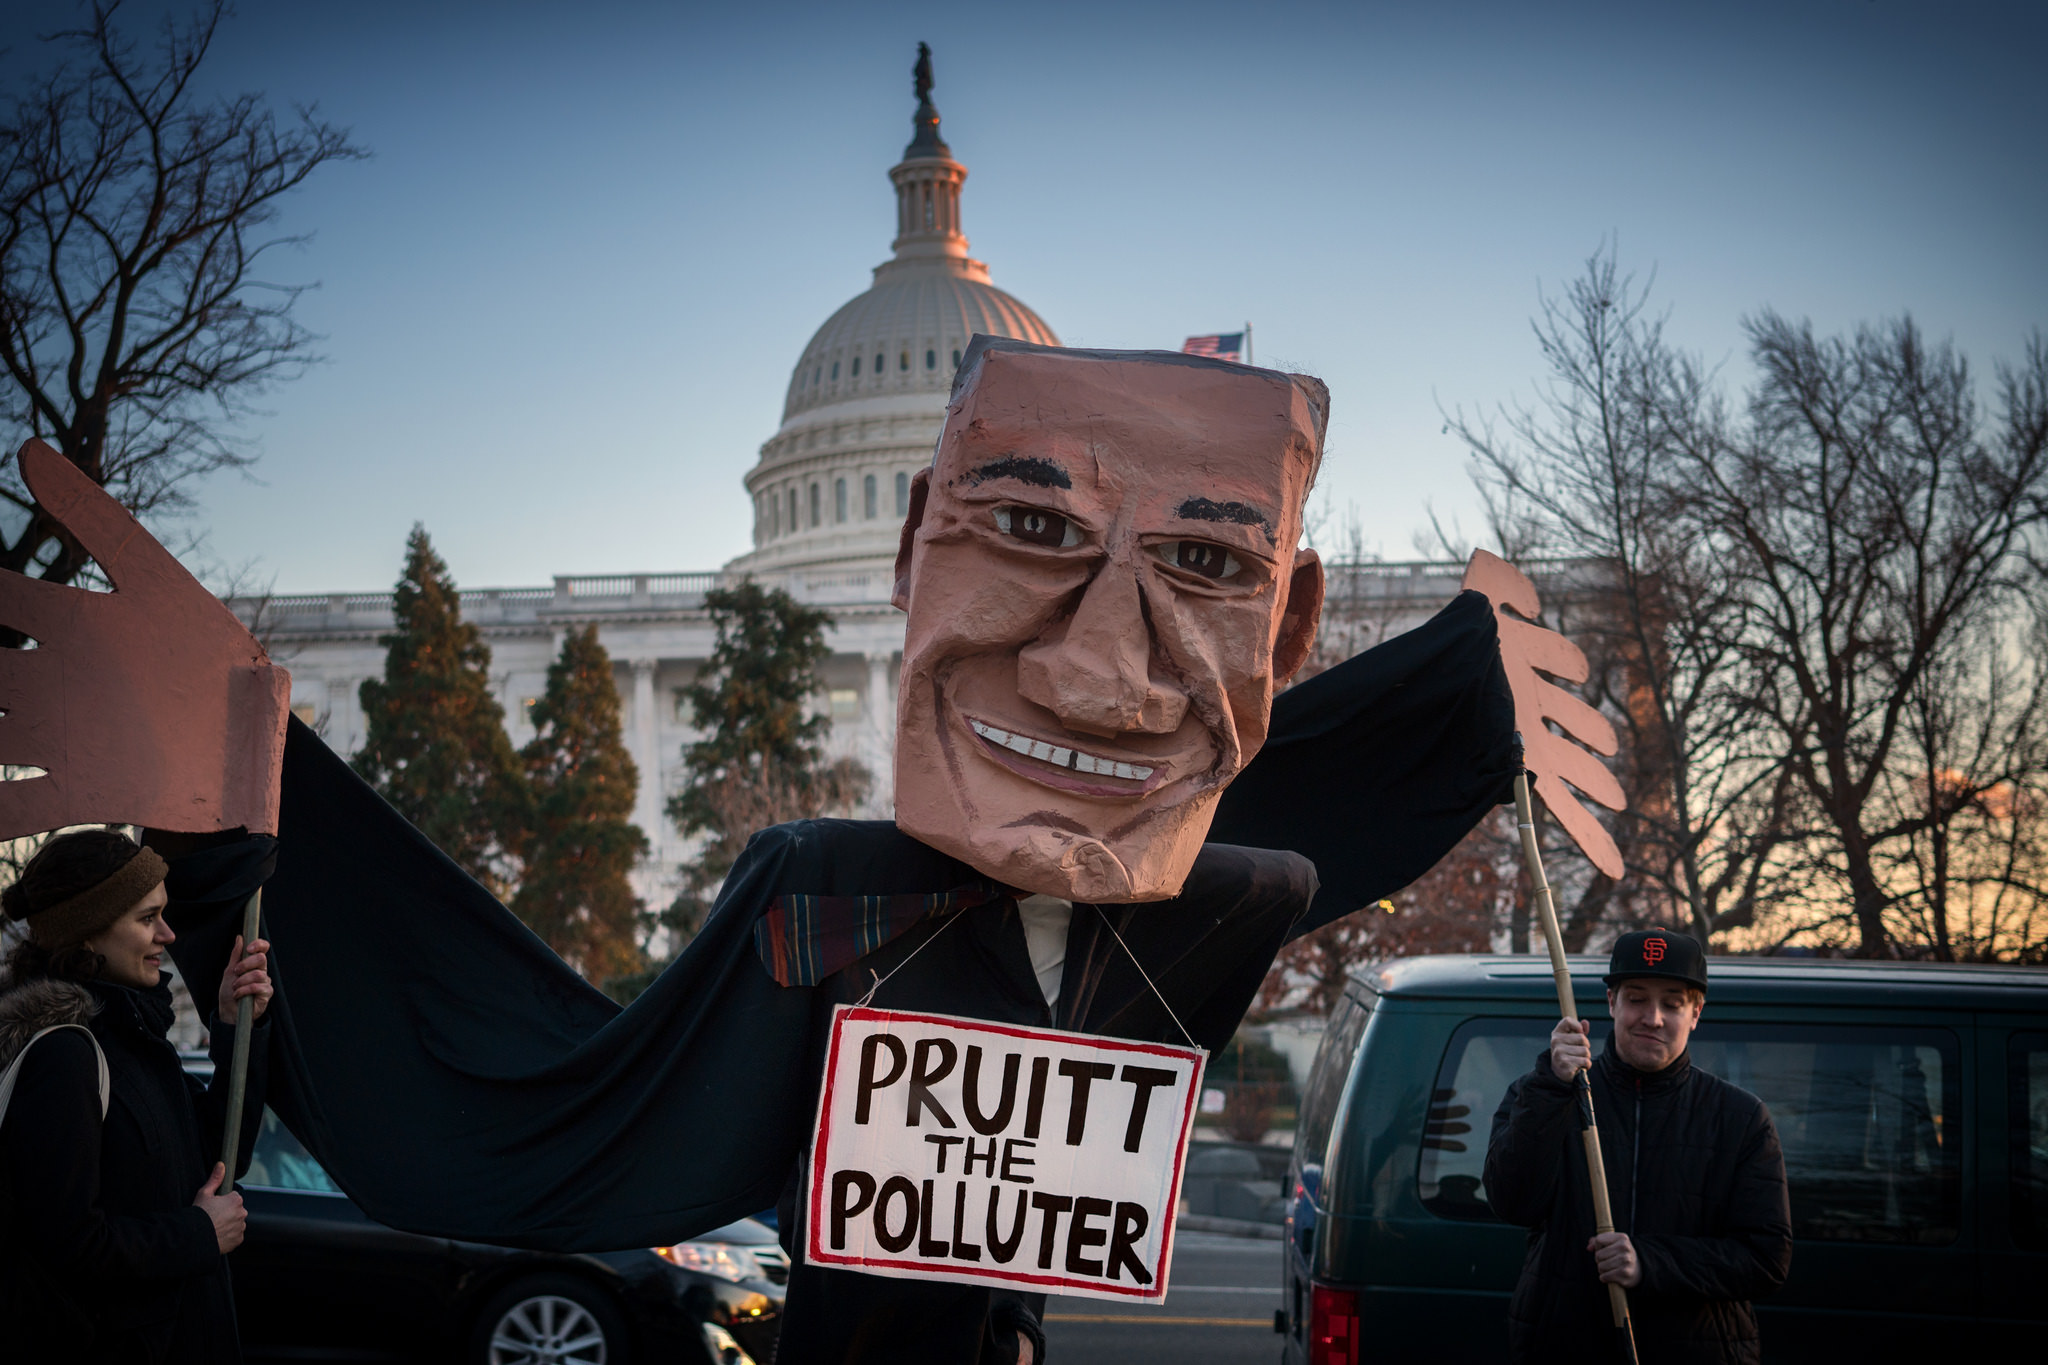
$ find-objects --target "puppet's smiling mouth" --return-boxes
[968,719,1156,782]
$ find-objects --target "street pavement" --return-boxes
[1040,1230,1286,1365]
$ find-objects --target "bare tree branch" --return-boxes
[0,0,367,588]
[1447,246,2048,960]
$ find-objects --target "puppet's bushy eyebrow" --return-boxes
[964,455,1071,489]
[1176,497,1275,541]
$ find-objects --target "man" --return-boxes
[1484,930,1793,1364]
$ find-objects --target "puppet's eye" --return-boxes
[1154,541,1241,580]
[992,506,1080,548]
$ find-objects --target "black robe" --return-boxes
[153,589,1518,1358]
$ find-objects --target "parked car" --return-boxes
[1279,955,2048,1363]
[1180,1140,1291,1224]
[178,1061,784,1365]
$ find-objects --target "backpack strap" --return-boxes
[0,1024,111,1125]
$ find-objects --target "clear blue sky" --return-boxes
[6,0,2043,593]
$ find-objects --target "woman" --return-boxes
[0,828,273,1363]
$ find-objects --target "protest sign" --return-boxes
[805,1005,1205,1301]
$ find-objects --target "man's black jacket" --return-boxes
[1482,1036,1792,1365]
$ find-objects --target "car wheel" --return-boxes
[468,1273,630,1365]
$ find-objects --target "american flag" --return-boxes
[1182,332,1244,362]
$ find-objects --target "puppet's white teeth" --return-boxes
[970,720,1153,781]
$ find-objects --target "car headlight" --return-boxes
[653,1242,757,1283]
[702,1322,759,1365]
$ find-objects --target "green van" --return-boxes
[1278,955,2048,1363]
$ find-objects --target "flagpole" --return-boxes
[1245,321,1253,367]
[218,887,263,1193]
[1515,775,1639,1364]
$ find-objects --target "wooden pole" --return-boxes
[1515,774,1639,1365]
[218,886,262,1193]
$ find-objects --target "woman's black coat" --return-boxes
[0,974,268,1364]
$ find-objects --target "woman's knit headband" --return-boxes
[19,845,169,953]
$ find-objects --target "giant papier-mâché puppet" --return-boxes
[0,335,1624,1362]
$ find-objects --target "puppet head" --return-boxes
[892,337,1327,902]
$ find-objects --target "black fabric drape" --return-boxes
[163,736,870,1251]
[154,588,1515,1255]
[1210,587,1521,936]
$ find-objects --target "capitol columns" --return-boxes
[865,650,897,797]
[630,658,661,844]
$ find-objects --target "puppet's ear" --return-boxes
[1273,549,1324,684]
[891,468,933,611]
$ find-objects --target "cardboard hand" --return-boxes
[0,439,289,838]
[1462,550,1625,878]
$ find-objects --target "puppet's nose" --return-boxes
[1017,564,1188,736]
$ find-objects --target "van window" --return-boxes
[1415,1018,1961,1244]
[1420,1018,1550,1220]
[1294,993,1372,1173]
[1691,1023,1959,1246]
[2011,1031,2048,1252]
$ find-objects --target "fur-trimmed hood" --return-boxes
[0,976,98,1072]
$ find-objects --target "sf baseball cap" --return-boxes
[1605,928,1709,994]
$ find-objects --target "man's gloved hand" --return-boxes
[1549,1018,1592,1083]
[1588,1231,1641,1287]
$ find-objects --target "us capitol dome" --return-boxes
[239,50,1472,896]
[724,50,1059,579]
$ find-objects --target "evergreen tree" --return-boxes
[355,527,523,894]
[510,626,648,984]
[671,582,833,829]
[659,581,870,944]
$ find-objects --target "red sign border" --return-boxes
[805,1004,1206,1300]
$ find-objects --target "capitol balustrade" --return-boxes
[233,558,1599,641]
[236,568,895,638]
